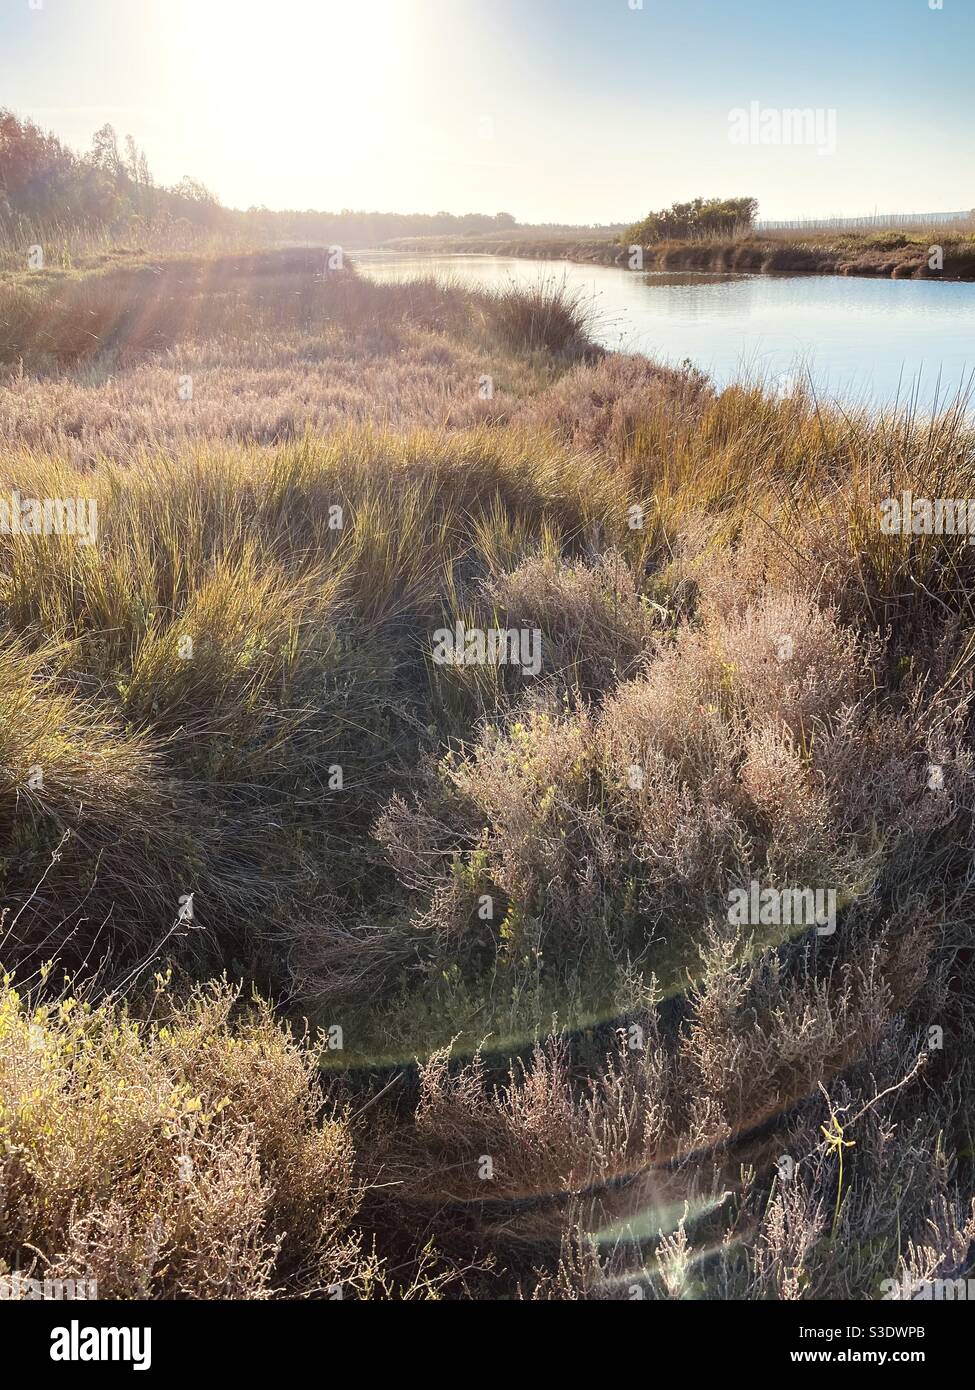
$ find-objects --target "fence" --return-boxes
[756,211,973,232]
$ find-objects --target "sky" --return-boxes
[1,0,973,224]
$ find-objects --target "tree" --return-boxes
[89,123,122,178]
[174,176,217,206]
[0,108,78,223]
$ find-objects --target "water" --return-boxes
[358,252,975,411]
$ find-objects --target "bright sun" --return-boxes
[165,0,408,205]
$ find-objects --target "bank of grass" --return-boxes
[0,215,261,275]
[0,248,595,368]
[386,222,975,280]
[1,251,975,1298]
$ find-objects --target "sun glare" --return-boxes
[167,0,407,204]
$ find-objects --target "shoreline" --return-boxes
[378,233,975,282]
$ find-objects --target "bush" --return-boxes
[623,196,758,246]
[0,978,370,1299]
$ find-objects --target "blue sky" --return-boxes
[2,0,972,222]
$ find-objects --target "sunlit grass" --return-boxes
[1,250,974,1301]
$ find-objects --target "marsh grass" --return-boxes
[0,215,260,274]
[394,222,975,280]
[1,250,975,1298]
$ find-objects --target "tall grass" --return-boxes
[0,215,262,274]
[1,251,974,1299]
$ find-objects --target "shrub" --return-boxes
[0,978,370,1299]
[623,196,758,246]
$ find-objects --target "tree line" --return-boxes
[0,108,517,248]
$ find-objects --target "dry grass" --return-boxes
[0,217,261,275]
[1,249,974,1299]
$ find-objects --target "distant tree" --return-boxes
[89,123,122,178]
[0,108,81,224]
[124,134,140,183]
[0,104,526,249]
[174,176,218,206]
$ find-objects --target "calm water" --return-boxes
[359,252,975,410]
